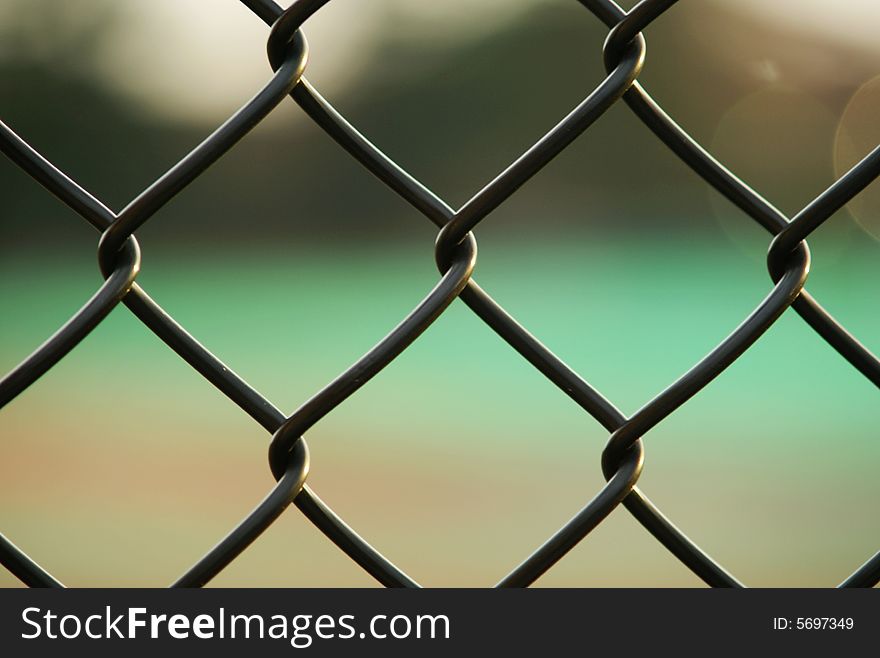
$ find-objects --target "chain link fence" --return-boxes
[2,0,880,588]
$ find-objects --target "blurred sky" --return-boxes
[2,0,879,123]
[737,0,880,52]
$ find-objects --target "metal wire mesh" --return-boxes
[2,0,880,588]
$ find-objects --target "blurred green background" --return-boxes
[2,0,880,587]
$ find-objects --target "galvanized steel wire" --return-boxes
[2,0,880,588]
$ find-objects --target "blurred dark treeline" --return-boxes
[1,1,873,250]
